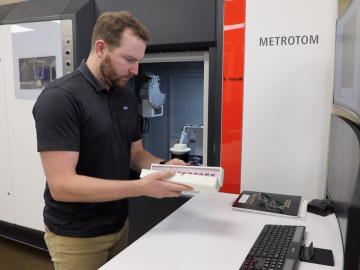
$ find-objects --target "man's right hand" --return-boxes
[138,170,193,198]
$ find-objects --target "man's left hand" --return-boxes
[165,158,187,166]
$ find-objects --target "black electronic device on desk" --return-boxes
[240,224,306,270]
[307,199,334,216]
[239,224,334,270]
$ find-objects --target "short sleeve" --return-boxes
[33,87,81,152]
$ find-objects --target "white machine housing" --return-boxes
[0,20,73,232]
[239,0,338,200]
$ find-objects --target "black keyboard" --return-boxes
[240,225,306,270]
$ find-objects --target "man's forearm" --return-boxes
[50,174,143,202]
[130,149,162,172]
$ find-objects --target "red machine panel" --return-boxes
[220,0,246,193]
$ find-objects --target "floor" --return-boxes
[0,236,53,270]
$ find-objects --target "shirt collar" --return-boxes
[77,59,121,93]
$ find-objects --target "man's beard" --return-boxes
[99,54,132,89]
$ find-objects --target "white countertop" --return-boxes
[100,192,343,270]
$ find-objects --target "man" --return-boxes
[33,11,192,270]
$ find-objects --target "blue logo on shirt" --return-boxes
[124,106,128,110]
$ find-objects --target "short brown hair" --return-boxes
[91,11,151,52]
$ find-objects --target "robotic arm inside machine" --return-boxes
[138,73,165,118]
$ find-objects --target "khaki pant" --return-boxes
[44,219,129,270]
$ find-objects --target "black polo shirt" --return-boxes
[33,60,142,237]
